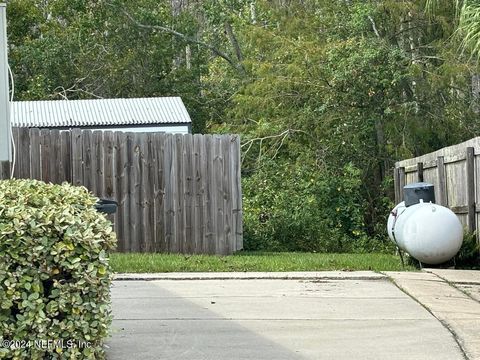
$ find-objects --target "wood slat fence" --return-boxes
[394,137,480,242]
[0,128,243,255]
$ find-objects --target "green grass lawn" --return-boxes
[110,252,417,273]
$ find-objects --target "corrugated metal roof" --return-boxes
[11,97,192,128]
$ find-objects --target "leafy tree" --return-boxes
[208,0,479,246]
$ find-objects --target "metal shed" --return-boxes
[11,97,192,134]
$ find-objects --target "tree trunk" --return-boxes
[224,22,243,63]
[171,0,189,69]
[171,0,188,17]
[374,117,386,182]
[407,12,420,113]
[250,2,257,24]
[473,74,480,113]
[186,44,192,69]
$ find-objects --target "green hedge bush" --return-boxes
[0,179,116,359]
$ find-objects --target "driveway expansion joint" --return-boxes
[113,271,387,281]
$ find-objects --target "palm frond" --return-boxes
[426,0,480,61]
[457,2,480,61]
[425,0,464,17]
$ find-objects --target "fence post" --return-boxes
[417,162,424,182]
[437,156,447,206]
[398,167,406,202]
[466,147,476,233]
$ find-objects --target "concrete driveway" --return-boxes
[105,270,480,360]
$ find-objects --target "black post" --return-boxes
[417,162,424,182]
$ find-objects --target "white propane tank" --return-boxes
[387,200,463,265]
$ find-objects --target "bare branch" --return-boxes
[241,129,291,148]
[52,77,104,100]
[224,21,244,63]
[52,86,104,100]
[240,128,312,163]
[272,131,289,159]
[110,3,245,74]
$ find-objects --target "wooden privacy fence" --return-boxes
[2,128,243,255]
[394,137,480,240]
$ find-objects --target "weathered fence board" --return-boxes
[184,134,194,254]
[232,135,243,250]
[153,133,166,253]
[194,134,205,253]
[174,134,184,253]
[206,135,216,254]
[395,137,480,244]
[437,156,447,206]
[116,131,128,252]
[5,128,243,255]
[71,129,83,186]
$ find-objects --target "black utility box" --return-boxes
[95,199,118,214]
[403,182,435,207]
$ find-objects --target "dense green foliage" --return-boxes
[243,161,391,252]
[456,230,480,268]
[0,180,116,359]
[7,0,480,252]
